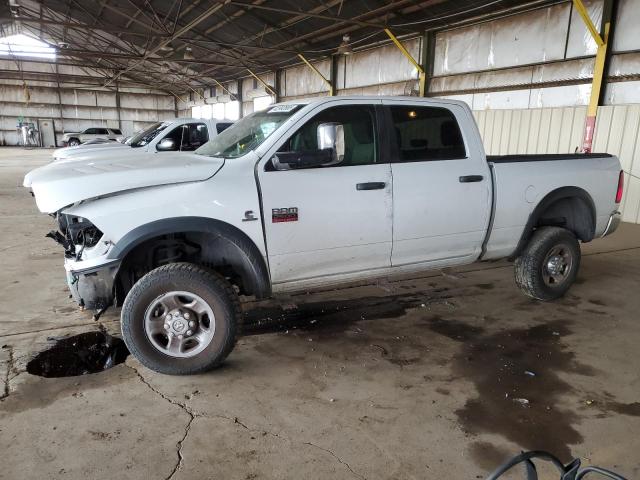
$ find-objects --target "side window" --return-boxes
[97,128,109,135]
[110,128,122,135]
[390,106,465,162]
[275,105,377,169]
[84,128,97,134]
[180,123,209,151]
[160,126,184,151]
[216,122,232,134]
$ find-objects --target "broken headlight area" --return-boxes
[47,213,103,260]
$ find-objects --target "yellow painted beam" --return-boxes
[298,54,333,96]
[247,68,277,97]
[384,28,426,96]
[212,78,235,98]
[572,0,604,46]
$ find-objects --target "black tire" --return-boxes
[514,227,581,301]
[121,263,241,375]
[68,138,80,146]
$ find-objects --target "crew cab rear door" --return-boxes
[382,100,491,267]
[257,102,393,285]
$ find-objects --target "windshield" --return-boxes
[196,105,302,158]
[130,122,169,148]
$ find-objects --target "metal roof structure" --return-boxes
[0,0,560,94]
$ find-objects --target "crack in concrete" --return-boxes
[124,363,196,480]
[125,363,366,480]
[303,441,366,479]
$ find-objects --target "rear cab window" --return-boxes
[389,106,466,162]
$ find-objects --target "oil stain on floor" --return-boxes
[26,331,129,378]
[427,316,590,462]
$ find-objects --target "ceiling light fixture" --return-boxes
[336,34,353,55]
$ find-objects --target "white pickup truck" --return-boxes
[51,118,233,162]
[25,96,623,375]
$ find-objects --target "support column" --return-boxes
[115,81,122,130]
[575,0,616,152]
[236,79,243,119]
[274,69,281,103]
[421,30,436,97]
[330,54,340,96]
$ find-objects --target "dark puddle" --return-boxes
[427,317,592,461]
[242,290,452,337]
[27,331,129,378]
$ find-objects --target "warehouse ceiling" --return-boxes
[0,0,561,95]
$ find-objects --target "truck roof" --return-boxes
[275,95,469,109]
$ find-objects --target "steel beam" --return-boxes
[297,54,333,96]
[385,28,426,97]
[576,0,616,152]
[246,68,276,97]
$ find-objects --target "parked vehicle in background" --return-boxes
[25,96,623,375]
[61,127,124,146]
[52,118,234,162]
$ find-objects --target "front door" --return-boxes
[383,100,491,267]
[258,103,393,286]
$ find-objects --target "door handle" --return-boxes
[356,182,386,190]
[459,175,484,183]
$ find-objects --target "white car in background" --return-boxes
[61,127,124,146]
[52,118,234,162]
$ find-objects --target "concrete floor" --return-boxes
[1,147,639,479]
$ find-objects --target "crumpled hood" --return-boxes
[24,152,224,213]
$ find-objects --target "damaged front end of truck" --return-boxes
[47,211,118,314]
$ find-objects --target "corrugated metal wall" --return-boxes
[474,105,640,223]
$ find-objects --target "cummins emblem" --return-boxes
[272,207,298,223]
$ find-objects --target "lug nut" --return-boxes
[164,324,170,330]
[178,334,183,339]
[184,312,190,319]
[188,321,195,328]
[186,330,193,336]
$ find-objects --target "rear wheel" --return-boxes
[514,227,580,301]
[68,138,80,146]
[121,263,241,375]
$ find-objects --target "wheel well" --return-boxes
[511,187,595,259]
[113,228,270,306]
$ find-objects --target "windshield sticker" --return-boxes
[268,104,299,113]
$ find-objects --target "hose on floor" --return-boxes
[486,451,627,480]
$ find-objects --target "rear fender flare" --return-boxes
[510,187,596,260]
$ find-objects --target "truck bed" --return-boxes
[483,153,620,260]
[487,153,613,163]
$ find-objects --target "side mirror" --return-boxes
[317,122,345,166]
[156,138,177,151]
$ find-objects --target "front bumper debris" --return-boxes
[66,261,119,311]
[601,211,621,237]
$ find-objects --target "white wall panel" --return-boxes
[344,40,420,89]
[612,0,640,52]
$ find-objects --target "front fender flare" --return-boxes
[108,216,271,298]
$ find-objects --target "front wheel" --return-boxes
[121,263,241,375]
[514,227,581,301]
[67,138,80,146]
